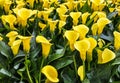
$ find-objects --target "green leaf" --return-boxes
[110,81,120,83]
[52,56,73,70]
[83,78,90,83]
[112,57,120,65]
[48,48,65,63]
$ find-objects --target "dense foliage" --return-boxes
[0,0,120,83]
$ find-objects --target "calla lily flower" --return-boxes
[41,65,59,82]
[4,0,12,13]
[1,14,17,30]
[64,1,74,11]
[82,12,90,24]
[18,35,32,53]
[113,31,120,51]
[36,36,52,58]
[59,14,69,21]
[87,37,97,62]
[11,40,22,55]
[98,38,105,48]
[70,12,81,25]
[27,0,34,8]
[0,36,3,41]
[97,48,116,64]
[48,19,58,32]
[38,22,46,31]
[97,12,106,18]
[16,0,25,8]
[58,20,66,33]
[78,65,84,81]
[74,39,90,61]
[42,10,51,21]
[91,23,98,36]
[43,0,50,8]
[97,17,111,35]
[91,0,104,6]
[0,0,5,8]
[6,31,18,46]
[56,4,67,15]
[64,30,79,51]
[73,25,89,40]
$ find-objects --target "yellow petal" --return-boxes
[101,48,116,64]
[48,19,58,32]
[36,36,50,44]
[97,49,103,64]
[64,30,79,51]
[78,65,84,81]
[27,0,34,8]
[82,12,90,24]
[91,23,98,36]
[97,12,106,18]
[38,22,46,31]
[58,20,66,33]
[11,40,22,55]
[113,31,120,50]
[73,25,89,40]
[6,31,18,37]
[0,36,3,41]
[41,65,59,82]
[56,4,67,15]
[91,0,104,5]
[98,38,105,48]
[97,17,111,35]
[74,39,90,61]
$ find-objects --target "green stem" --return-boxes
[88,62,91,71]
[73,55,78,79]
[25,53,33,83]
[39,57,45,83]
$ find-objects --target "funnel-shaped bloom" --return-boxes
[41,65,59,82]
[42,10,51,21]
[113,31,120,51]
[27,0,34,8]
[97,48,116,64]
[91,23,98,36]
[18,35,31,53]
[4,0,12,13]
[43,0,50,8]
[58,20,66,33]
[36,36,52,58]
[70,12,81,25]
[74,39,90,61]
[91,0,104,5]
[73,25,89,40]
[64,30,79,51]
[97,17,111,35]
[78,65,84,81]
[98,38,105,48]
[48,19,58,32]
[6,31,18,46]
[15,0,25,8]
[0,0,5,8]
[38,22,46,31]
[82,12,90,24]
[11,40,22,55]
[1,14,17,30]
[87,37,97,62]
[56,4,67,15]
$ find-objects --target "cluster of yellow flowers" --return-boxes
[0,0,120,82]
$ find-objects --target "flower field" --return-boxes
[0,0,120,83]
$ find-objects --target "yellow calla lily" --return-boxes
[58,20,66,33]
[11,40,22,55]
[98,38,105,48]
[70,12,81,25]
[78,65,84,81]
[74,39,90,61]
[48,19,58,32]
[113,31,120,51]
[97,17,111,35]
[45,79,58,83]
[43,0,50,8]
[1,14,17,30]
[3,0,12,13]
[91,0,104,6]
[36,36,52,58]
[42,10,51,21]
[0,0,5,8]
[87,37,97,62]
[6,31,18,46]
[97,12,106,18]
[16,0,25,8]
[18,35,32,53]
[56,4,67,15]
[64,30,79,51]
[27,0,34,8]
[41,65,59,82]
[38,22,46,31]
[73,24,89,40]
[97,48,116,64]
[59,14,69,21]
[91,23,98,36]
[82,12,90,24]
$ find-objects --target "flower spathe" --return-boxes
[41,65,59,82]
[36,36,52,58]
[91,0,104,5]
[73,24,89,40]
[64,30,79,51]
[78,65,84,81]
[48,19,58,32]
[97,48,116,64]
[74,39,90,61]
[113,31,120,51]
[82,12,90,24]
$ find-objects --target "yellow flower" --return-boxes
[97,17,111,35]
[113,31,120,51]
[38,22,46,31]
[42,10,51,21]
[64,1,74,11]
[97,12,106,18]
[97,48,116,64]
[41,65,59,82]
[74,39,90,61]
[45,79,58,83]
[98,38,105,48]
[59,14,69,21]
[1,14,17,30]
[43,0,50,8]
[87,37,97,62]
[73,25,89,40]
[58,20,66,33]
[11,40,22,55]
[36,36,52,58]
[27,0,34,8]
[82,12,90,24]
[64,30,79,51]
[48,19,58,32]
[56,4,68,15]
[91,0,104,5]
[3,0,12,13]
[18,35,32,53]
[16,0,25,8]
[0,0,5,8]
[78,65,84,81]
[6,31,18,46]
[91,23,98,36]
[70,12,81,25]
[0,36,3,41]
